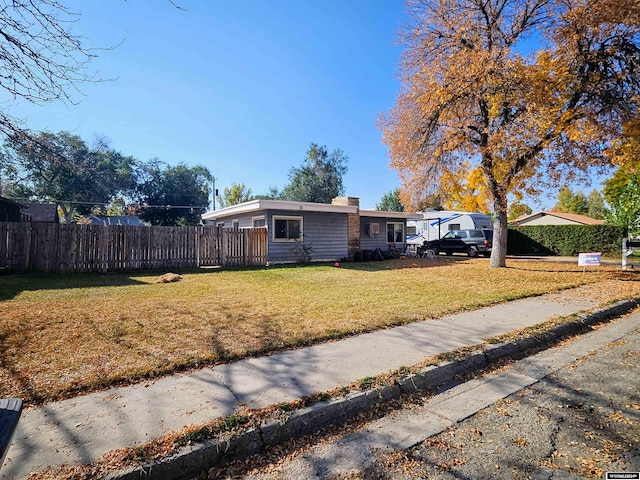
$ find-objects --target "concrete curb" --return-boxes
[105,298,639,480]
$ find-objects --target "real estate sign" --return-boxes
[578,252,601,267]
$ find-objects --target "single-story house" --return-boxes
[201,196,407,263]
[509,211,605,227]
[21,203,60,223]
[0,196,25,222]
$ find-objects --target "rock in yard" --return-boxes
[155,273,183,283]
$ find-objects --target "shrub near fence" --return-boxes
[0,223,268,273]
[507,225,627,256]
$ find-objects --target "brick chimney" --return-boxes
[332,197,360,260]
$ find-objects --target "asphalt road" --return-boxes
[359,327,640,479]
[208,313,640,480]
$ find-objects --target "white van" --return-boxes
[406,211,493,246]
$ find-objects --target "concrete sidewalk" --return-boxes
[1,285,636,479]
[233,311,640,479]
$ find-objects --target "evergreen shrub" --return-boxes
[507,225,626,256]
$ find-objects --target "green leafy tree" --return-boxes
[508,202,532,221]
[218,182,254,208]
[603,163,639,206]
[587,190,607,220]
[106,197,127,216]
[0,179,26,199]
[254,186,283,200]
[376,188,405,212]
[135,159,211,225]
[0,131,137,223]
[554,187,589,215]
[281,144,348,203]
[606,173,640,237]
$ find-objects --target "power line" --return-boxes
[5,196,208,209]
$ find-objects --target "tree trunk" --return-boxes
[490,194,508,268]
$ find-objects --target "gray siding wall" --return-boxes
[215,213,265,229]
[266,210,348,263]
[208,211,404,263]
[360,216,406,251]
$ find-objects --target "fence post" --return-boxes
[221,227,226,267]
[195,226,201,268]
[244,228,249,266]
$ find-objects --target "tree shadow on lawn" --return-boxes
[0,272,151,301]
[0,258,483,303]
[342,256,466,273]
[504,263,640,279]
[0,266,238,301]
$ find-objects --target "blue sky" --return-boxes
[8,0,411,210]
[6,0,607,212]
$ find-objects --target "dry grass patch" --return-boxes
[1,257,638,404]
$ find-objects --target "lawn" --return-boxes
[1,257,638,405]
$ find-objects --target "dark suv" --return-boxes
[419,229,493,257]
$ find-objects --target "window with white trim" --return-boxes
[252,216,266,227]
[387,222,404,243]
[273,216,302,242]
[232,219,239,229]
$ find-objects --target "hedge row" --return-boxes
[507,225,627,256]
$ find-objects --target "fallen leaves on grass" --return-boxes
[377,450,427,476]
[5,260,632,404]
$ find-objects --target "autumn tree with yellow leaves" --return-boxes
[440,162,491,213]
[380,0,640,267]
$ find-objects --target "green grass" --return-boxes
[0,256,637,404]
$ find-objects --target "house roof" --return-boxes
[21,203,59,222]
[0,195,23,208]
[509,210,605,226]
[202,199,409,221]
[360,209,408,219]
[87,215,142,226]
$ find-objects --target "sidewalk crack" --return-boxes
[212,369,245,408]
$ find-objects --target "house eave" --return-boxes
[360,210,408,219]
[202,199,358,221]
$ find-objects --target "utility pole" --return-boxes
[210,176,218,211]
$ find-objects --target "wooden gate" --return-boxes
[221,227,268,267]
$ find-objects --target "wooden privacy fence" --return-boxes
[0,223,268,273]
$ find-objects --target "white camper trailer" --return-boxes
[406,211,493,246]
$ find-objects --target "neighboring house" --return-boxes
[201,196,407,263]
[21,203,60,223]
[82,215,143,226]
[509,211,605,226]
[0,196,26,222]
